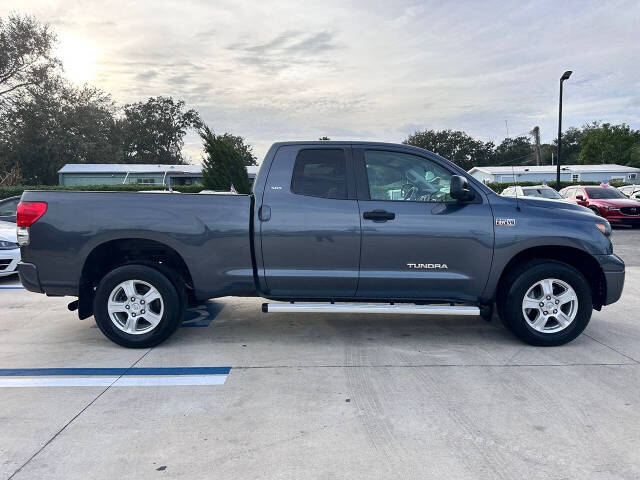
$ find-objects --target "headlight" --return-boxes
[0,240,18,249]
[596,221,611,236]
[602,206,619,211]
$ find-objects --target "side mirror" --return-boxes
[450,175,474,201]
[576,195,585,201]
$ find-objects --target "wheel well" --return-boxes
[496,246,606,309]
[79,238,194,318]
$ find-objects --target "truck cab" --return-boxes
[255,142,493,302]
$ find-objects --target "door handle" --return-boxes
[363,210,395,222]
[259,205,271,221]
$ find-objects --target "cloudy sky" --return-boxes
[3,0,639,162]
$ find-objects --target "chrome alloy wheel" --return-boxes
[107,280,164,335]
[521,278,578,333]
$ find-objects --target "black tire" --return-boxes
[93,264,183,348]
[498,260,592,346]
[589,207,601,216]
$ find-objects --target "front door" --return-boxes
[354,147,494,301]
[259,145,361,298]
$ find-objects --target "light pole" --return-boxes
[556,70,572,189]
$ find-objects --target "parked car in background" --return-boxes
[0,220,20,277]
[0,196,20,223]
[501,185,568,201]
[560,185,640,226]
[618,185,640,200]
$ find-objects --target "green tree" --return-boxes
[403,129,494,170]
[200,126,251,193]
[492,136,534,165]
[577,122,640,167]
[553,126,583,164]
[217,133,257,166]
[0,14,59,112]
[2,79,120,184]
[120,96,202,164]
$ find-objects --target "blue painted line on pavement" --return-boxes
[0,286,24,290]
[0,367,231,376]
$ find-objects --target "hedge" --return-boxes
[0,184,205,200]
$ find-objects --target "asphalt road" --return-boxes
[0,230,638,479]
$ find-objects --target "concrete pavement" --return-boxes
[0,232,639,479]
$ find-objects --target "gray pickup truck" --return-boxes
[16,141,624,348]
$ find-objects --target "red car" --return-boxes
[560,185,640,226]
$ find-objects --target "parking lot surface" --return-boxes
[1,229,639,479]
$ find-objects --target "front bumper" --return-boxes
[601,211,640,225]
[16,262,43,293]
[0,248,20,277]
[595,253,625,305]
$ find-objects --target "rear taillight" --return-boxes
[17,201,47,228]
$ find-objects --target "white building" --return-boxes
[58,164,260,187]
[468,164,640,184]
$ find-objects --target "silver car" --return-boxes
[0,196,19,223]
[0,220,20,277]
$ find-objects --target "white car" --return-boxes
[0,220,20,277]
[501,185,571,202]
[618,185,640,200]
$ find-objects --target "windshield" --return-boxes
[585,187,627,199]
[522,188,563,199]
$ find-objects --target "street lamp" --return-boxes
[556,70,572,188]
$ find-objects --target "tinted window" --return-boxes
[291,149,347,199]
[364,150,454,202]
[0,198,19,216]
[585,187,626,199]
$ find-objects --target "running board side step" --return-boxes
[262,303,480,316]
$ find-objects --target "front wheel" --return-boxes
[499,261,592,346]
[93,264,183,348]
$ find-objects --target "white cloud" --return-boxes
[3,0,639,161]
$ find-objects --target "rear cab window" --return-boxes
[291,149,348,200]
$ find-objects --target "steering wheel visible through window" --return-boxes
[365,150,454,203]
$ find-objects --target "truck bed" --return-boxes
[19,191,257,299]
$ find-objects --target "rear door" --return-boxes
[259,145,361,297]
[354,147,494,301]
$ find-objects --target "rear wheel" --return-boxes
[93,265,183,348]
[498,261,592,346]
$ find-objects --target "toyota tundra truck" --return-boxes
[16,141,625,348]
